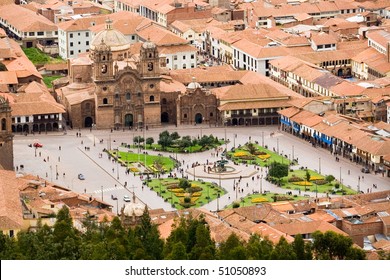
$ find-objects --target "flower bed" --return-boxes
[192,192,202,197]
[170,188,184,193]
[251,197,268,203]
[258,154,271,160]
[313,179,327,185]
[234,151,248,157]
[129,167,139,173]
[288,176,304,182]
[293,181,313,186]
[309,176,324,181]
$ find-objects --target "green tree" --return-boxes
[246,234,274,260]
[292,234,306,260]
[171,131,180,141]
[218,233,247,260]
[146,137,154,148]
[165,242,188,260]
[269,162,288,185]
[270,236,296,260]
[0,62,7,71]
[179,178,191,191]
[325,175,335,183]
[247,142,257,155]
[178,136,192,151]
[135,207,164,260]
[305,170,311,182]
[158,134,173,151]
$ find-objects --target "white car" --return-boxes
[123,195,131,202]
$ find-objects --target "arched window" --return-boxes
[149,95,155,102]
[115,93,119,99]
[1,118,6,130]
[184,114,187,118]
[103,98,108,104]
[137,92,141,97]
[210,112,213,117]
[101,64,107,74]
[126,92,131,100]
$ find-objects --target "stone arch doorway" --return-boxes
[232,118,238,126]
[337,69,343,77]
[125,114,133,127]
[84,117,93,128]
[195,113,203,124]
[161,112,169,123]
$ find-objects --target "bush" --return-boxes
[335,183,340,188]
[232,202,240,208]
[325,175,335,182]
[184,197,191,203]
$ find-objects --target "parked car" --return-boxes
[361,167,370,173]
[78,173,85,180]
[123,195,131,202]
[33,142,43,148]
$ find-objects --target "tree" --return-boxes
[312,231,364,260]
[133,136,144,146]
[179,178,191,191]
[247,142,257,155]
[165,242,188,260]
[325,175,335,183]
[218,233,247,260]
[158,134,173,151]
[178,136,191,151]
[305,170,311,183]
[292,234,307,260]
[0,62,7,71]
[170,131,180,141]
[246,234,274,260]
[268,162,288,185]
[135,207,164,260]
[146,137,154,148]
[270,236,296,260]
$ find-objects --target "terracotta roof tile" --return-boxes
[0,170,23,230]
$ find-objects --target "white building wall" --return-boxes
[59,30,91,59]
[166,50,197,70]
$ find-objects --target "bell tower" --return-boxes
[91,39,114,81]
[138,39,160,78]
[0,96,14,171]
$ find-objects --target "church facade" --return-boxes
[58,19,218,130]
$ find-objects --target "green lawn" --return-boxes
[227,143,291,167]
[226,192,309,208]
[273,169,356,195]
[22,47,64,65]
[109,150,176,173]
[147,178,226,210]
[43,75,62,88]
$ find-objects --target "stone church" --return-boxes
[57,19,218,129]
[0,96,14,170]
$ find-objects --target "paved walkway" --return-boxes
[13,124,390,213]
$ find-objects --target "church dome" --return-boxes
[91,18,130,52]
[142,40,156,50]
[187,77,202,89]
[123,198,144,217]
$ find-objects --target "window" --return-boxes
[78,41,81,45]
[126,92,131,100]
[70,42,73,47]
[173,55,177,60]
[29,32,34,36]
[86,41,89,46]
[166,58,169,64]
[70,50,74,55]
[183,55,186,59]
[1,118,6,130]
[70,33,73,38]
[103,98,108,104]
[210,112,213,117]
[132,35,135,40]
[162,98,167,104]
[17,117,21,123]
[149,95,155,102]
[191,54,194,59]
[78,33,80,36]
[115,93,119,99]
[37,31,44,36]
[86,32,89,37]
[184,113,187,118]
[137,92,141,97]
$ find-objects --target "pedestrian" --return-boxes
[59,146,61,150]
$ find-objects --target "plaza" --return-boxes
[13,124,390,214]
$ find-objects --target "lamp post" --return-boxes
[224,128,227,151]
[277,138,279,154]
[259,175,263,194]
[357,177,361,193]
[292,145,294,162]
[319,157,321,174]
[55,165,58,180]
[116,199,119,215]
[262,131,264,147]
[233,133,237,149]
[116,150,119,180]
[217,193,220,212]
